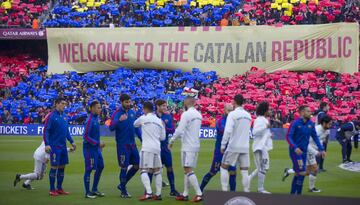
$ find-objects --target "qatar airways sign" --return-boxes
[0,29,46,40]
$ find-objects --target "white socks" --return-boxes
[183,173,189,196]
[141,171,152,194]
[154,171,162,196]
[258,172,266,192]
[20,173,37,180]
[220,167,229,191]
[241,170,250,192]
[187,172,202,196]
[287,169,295,174]
[24,179,32,185]
[250,169,258,180]
[309,174,316,190]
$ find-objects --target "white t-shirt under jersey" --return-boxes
[252,116,273,152]
[33,141,49,163]
[171,107,202,152]
[221,106,252,153]
[308,125,329,155]
[134,113,166,154]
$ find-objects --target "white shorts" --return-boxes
[222,151,250,168]
[306,152,317,166]
[254,150,270,172]
[181,151,198,168]
[140,151,162,169]
[34,160,47,179]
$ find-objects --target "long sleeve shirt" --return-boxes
[221,107,252,153]
[33,141,50,163]
[109,107,139,145]
[337,121,359,139]
[83,114,100,147]
[157,112,175,147]
[43,110,74,148]
[215,115,227,151]
[252,116,273,152]
[134,113,166,154]
[170,107,202,152]
[286,118,324,153]
[308,124,329,155]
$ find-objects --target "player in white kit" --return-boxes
[134,102,166,201]
[169,97,203,202]
[307,115,332,193]
[250,101,273,194]
[220,94,252,192]
[13,141,73,190]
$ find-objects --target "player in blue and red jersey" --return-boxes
[109,94,141,198]
[83,101,105,199]
[286,105,326,195]
[200,104,237,192]
[43,97,76,197]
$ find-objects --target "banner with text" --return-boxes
[0,29,46,40]
[0,124,217,138]
[46,23,359,76]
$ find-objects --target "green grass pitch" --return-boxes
[0,136,359,205]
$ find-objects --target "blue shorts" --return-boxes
[116,144,140,168]
[210,149,236,173]
[289,148,307,173]
[83,145,104,171]
[50,146,68,166]
[161,145,173,167]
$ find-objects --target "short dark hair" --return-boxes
[155,99,166,107]
[90,100,100,109]
[120,94,131,102]
[320,115,332,124]
[185,96,196,105]
[143,101,154,112]
[234,94,244,106]
[298,105,309,113]
[54,97,65,105]
[256,101,269,116]
[319,102,328,110]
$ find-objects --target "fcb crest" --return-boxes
[308,125,312,128]
[164,119,169,123]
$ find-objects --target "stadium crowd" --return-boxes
[1,0,359,28]
[0,0,50,28]
[0,65,359,126]
[0,51,45,89]
[199,67,360,126]
[41,0,360,28]
[0,66,217,125]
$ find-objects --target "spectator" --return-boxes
[32,18,38,29]
[271,112,283,128]
[209,117,216,128]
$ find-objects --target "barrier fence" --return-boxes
[0,124,339,140]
